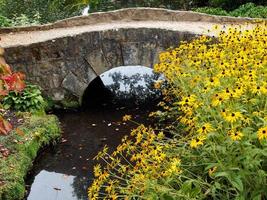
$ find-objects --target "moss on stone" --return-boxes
[60,99,80,109]
[0,113,61,200]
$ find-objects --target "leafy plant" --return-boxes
[89,22,267,199]
[9,13,41,27]
[230,3,267,18]
[193,7,229,16]
[0,15,11,27]
[0,54,26,134]
[194,3,267,18]
[3,84,45,113]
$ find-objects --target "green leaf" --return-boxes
[229,176,243,192]
[161,193,175,200]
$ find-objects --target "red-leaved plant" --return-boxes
[0,48,25,135]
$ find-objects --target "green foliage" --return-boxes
[230,3,267,18]
[208,0,266,10]
[193,7,229,16]
[195,3,267,18]
[0,13,42,27]
[88,0,266,12]
[0,15,11,27]
[0,0,79,25]
[3,84,45,113]
[88,0,206,12]
[0,114,60,200]
[10,13,41,27]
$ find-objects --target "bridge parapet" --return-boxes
[0,8,257,34]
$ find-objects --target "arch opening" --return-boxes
[82,65,163,108]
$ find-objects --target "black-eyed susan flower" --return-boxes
[257,126,267,141]
[228,130,244,141]
[190,136,205,148]
[212,93,225,106]
[223,111,243,123]
[93,164,102,177]
[197,123,213,134]
[208,166,217,176]
[122,114,132,122]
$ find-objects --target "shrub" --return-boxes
[230,3,267,18]
[89,22,267,199]
[194,3,267,18]
[3,84,45,113]
[0,15,11,27]
[193,7,229,16]
[88,0,266,12]
[0,0,80,25]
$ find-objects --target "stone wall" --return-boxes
[4,28,197,103]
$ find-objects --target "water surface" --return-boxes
[26,104,156,200]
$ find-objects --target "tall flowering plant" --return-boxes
[89,22,267,199]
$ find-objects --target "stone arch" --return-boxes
[4,28,197,104]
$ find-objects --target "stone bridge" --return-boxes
[0,8,254,104]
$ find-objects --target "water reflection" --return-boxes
[26,66,161,200]
[28,170,78,200]
[100,66,163,105]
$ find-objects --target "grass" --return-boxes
[0,113,61,200]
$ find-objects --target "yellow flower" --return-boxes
[197,123,213,134]
[211,93,225,106]
[122,114,132,121]
[208,166,217,176]
[223,111,243,123]
[257,126,267,141]
[190,137,204,148]
[228,130,244,141]
[206,77,220,87]
[154,80,163,89]
[93,164,102,177]
[178,95,197,107]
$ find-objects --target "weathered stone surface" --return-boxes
[121,42,139,66]
[62,72,88,98]
[4,28,199,104]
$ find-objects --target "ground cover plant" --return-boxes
[88,22,267,199]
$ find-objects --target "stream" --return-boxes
[25,66,161,200]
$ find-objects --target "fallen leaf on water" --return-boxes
[61,138,68,143]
